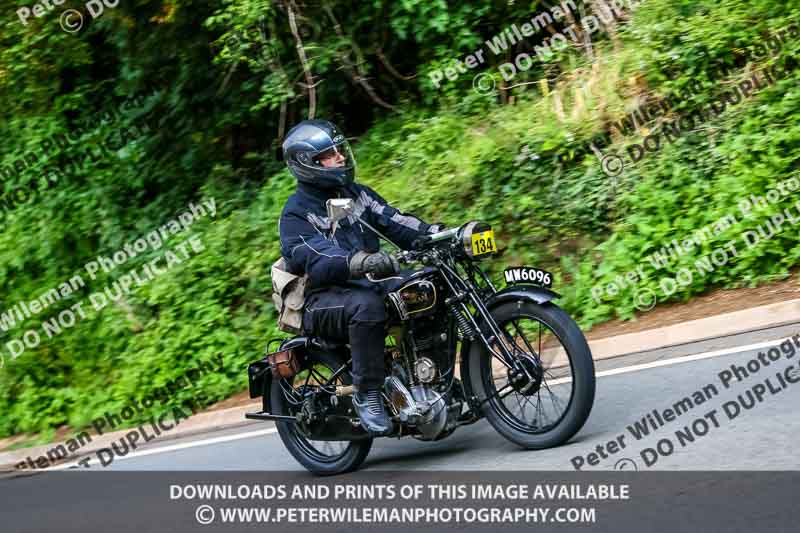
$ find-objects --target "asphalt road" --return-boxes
[92,323,800,472]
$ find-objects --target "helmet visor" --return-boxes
[308,140,356,171]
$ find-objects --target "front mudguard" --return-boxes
[458,284,560,404]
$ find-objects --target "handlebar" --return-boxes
[411,227,459,250]
[426,227,460,243]
[365,226,459,271]
[393,243,445,266]
[360,226,459,282]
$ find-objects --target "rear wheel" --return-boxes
[271,350,372,475]
[468,301,595,449]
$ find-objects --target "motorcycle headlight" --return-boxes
[459,221,498,259]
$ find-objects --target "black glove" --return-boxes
[349,251,400,279]
[428,222,447,233]
[411,236,429,250]
[412,222,448,250]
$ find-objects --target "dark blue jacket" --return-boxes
[279,182,442,292]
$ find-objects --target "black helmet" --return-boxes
[282,119,356,189]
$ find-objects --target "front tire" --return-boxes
[271,350,373,475]
[468,301,595,449]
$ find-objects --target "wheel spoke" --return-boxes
[541,378,567,415]
[510,319,540,361]
[484,314,577,435]
[544,368,561,380]
[535,387,545,427]
[513,390,526,418]
[280,358,354,463]
[481,380,514,405]
[519,394,536,424]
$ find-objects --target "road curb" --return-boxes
[587,298,800,360]
[3,298,799,472]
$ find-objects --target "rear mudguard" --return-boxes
[457,284,560,403]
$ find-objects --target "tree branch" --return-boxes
[376,48,417,80]
[278,100,287,142]
[285,0,316,119]
[323,3,398,112]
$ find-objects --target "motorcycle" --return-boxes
[246,198,596,475]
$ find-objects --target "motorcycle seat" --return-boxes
[280,336,347,352]
[310,337,348,351]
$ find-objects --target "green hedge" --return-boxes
[1,0,799,440]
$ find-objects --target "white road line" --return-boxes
[50,427,278,470]
[594,336,792,378]
[50,335,795,468]
[545,337,792,385]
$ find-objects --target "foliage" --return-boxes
[0,0,798,439]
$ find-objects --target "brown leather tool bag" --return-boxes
[267,346,303,379]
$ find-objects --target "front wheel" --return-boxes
[468,301,595,449]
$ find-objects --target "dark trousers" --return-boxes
[301,272,413,390]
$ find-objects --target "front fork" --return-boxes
[440,263,543,381]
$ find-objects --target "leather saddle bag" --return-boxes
[270,257,308,334]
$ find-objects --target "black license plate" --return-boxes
[503,267,553,288]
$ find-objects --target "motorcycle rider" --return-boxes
[278,119,444,436]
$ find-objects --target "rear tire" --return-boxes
[468,301,595,449]
[271,350,373,475]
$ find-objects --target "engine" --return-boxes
[387,276,450,377]
[385,372,451,440]
[385,278,460,440]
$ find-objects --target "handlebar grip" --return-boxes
[412,235,432,250]
[427,227,459,243]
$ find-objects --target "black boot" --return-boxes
[352,388,392,436]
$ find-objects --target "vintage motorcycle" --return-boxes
[246,199,596,475]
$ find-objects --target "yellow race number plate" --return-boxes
[471,229,496,256]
